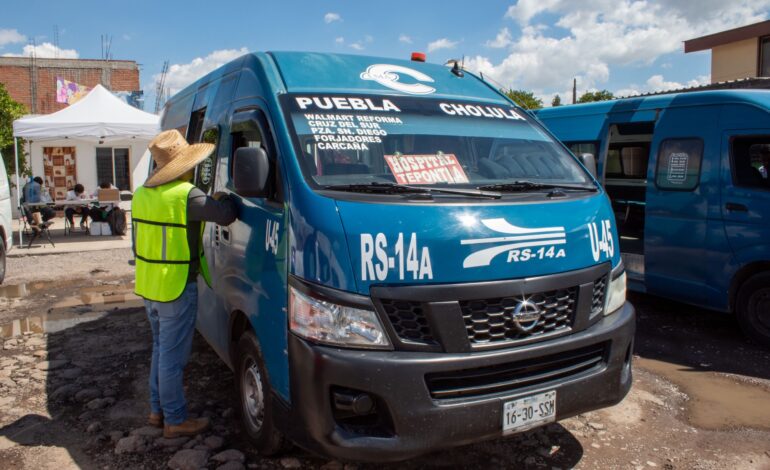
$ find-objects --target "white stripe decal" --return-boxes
[461,231,566,245]
[482,218,565,235]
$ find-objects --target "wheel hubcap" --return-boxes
[241,359,264,431]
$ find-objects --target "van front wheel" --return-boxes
[236,331,288,455]
[736,272,770,348]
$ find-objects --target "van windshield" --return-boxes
[282,94,591,190]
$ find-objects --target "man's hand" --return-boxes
[212,191,229,201]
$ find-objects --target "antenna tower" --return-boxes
[154,60,170,113]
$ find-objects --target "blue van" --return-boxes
[535,91,770,346]
[160,52,634,461]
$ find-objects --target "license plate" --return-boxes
[502,390,556,434]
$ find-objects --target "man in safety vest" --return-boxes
[133,130,237,438]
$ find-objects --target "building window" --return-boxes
[732,136,770,190]
[96,147,130,190]
[761,36,770,77]
[655,138,703,191]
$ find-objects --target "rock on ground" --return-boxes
[211,449,245,463]
[167,448,209,470]
[114,435,148,455]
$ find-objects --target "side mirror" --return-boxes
[578,153,598,179]
[233,147,270,198]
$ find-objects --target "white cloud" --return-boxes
[427,38,458,53]
[335,37,345,45]
[486,27,513,48]
[615,73,711,96]
[399,34,412,44]
[122,33,132,41]
[0,28,26,47]
[324,12,342,23]
[349,42,365,51]
[365,35,374,43]
[158,47,248,95]
[468,0,770,95]
[2,42,78,58]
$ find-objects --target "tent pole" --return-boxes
[13,137,22,248]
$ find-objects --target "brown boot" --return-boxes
[148,412,163,428]
[163,417,210,438]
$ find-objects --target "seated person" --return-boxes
[90,181,118,223]
[65,183,90,230]
[90,181,117,198]
[21,176,55,231]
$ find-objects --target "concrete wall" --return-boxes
[712,38,759,82]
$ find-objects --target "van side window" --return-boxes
[732,137,770,190]
[194,127,219,194]
[655,138,703,190]
[606,144,649,180]
[231,116,283,202]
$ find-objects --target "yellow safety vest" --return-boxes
[132,180,209,302]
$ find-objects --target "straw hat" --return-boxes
[144,130,214,187]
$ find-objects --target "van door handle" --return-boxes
[725,202,748,212]
[220,227,231,243]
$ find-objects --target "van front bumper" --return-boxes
[283,301,635,462]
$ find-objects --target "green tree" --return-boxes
[0,83,28,178]
[503,89,543,110]
[577,90,615,103]
[551,94,562,107]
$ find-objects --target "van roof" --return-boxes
[268,52,507,103]
[167,51,510,106]
[535,89,770,119]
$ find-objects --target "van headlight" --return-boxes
[289,286,391,349]
[604,268,627,316]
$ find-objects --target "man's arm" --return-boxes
[187,187,238,225]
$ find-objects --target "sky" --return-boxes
[2,0,770,111]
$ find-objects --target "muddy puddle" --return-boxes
[637,357,770,431]
[0,280,142,338]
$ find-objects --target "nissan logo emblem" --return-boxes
[512,299,542,332]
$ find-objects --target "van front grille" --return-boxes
[459,287,577,346]
[591,274,609,317]
[379,299,436,345]
[425,342,608,400]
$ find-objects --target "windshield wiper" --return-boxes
[476,180,598,192]
[323,182,501,199]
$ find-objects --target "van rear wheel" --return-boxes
[235,331,289,455]
[0,239,6,285]
[736,272,770,348]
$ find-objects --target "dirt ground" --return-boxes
[1,249,769,469]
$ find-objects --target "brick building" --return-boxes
[0,57,141,114]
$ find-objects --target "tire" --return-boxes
[736,272,770,348]
[235,331,289,455]
[0,239,6,285]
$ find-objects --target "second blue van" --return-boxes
[160,52,635,461]
[536,90,770,346]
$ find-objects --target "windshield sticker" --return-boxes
[588,219,614,262]
[384,154,469,185]
[461,218,566,268]
[302,112,403,151]
[360,64,436,95]
[296,96,401,112]
[666,152,688,184]
[361,233,433,281]
[439,103,526,121]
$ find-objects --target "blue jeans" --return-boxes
[145,282,198,425]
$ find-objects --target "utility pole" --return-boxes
[572,78,577,104]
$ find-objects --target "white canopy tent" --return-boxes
[12,84,160,246]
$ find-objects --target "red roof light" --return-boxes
[411,52,426,62]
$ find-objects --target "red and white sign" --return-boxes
[384,154,469,185]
